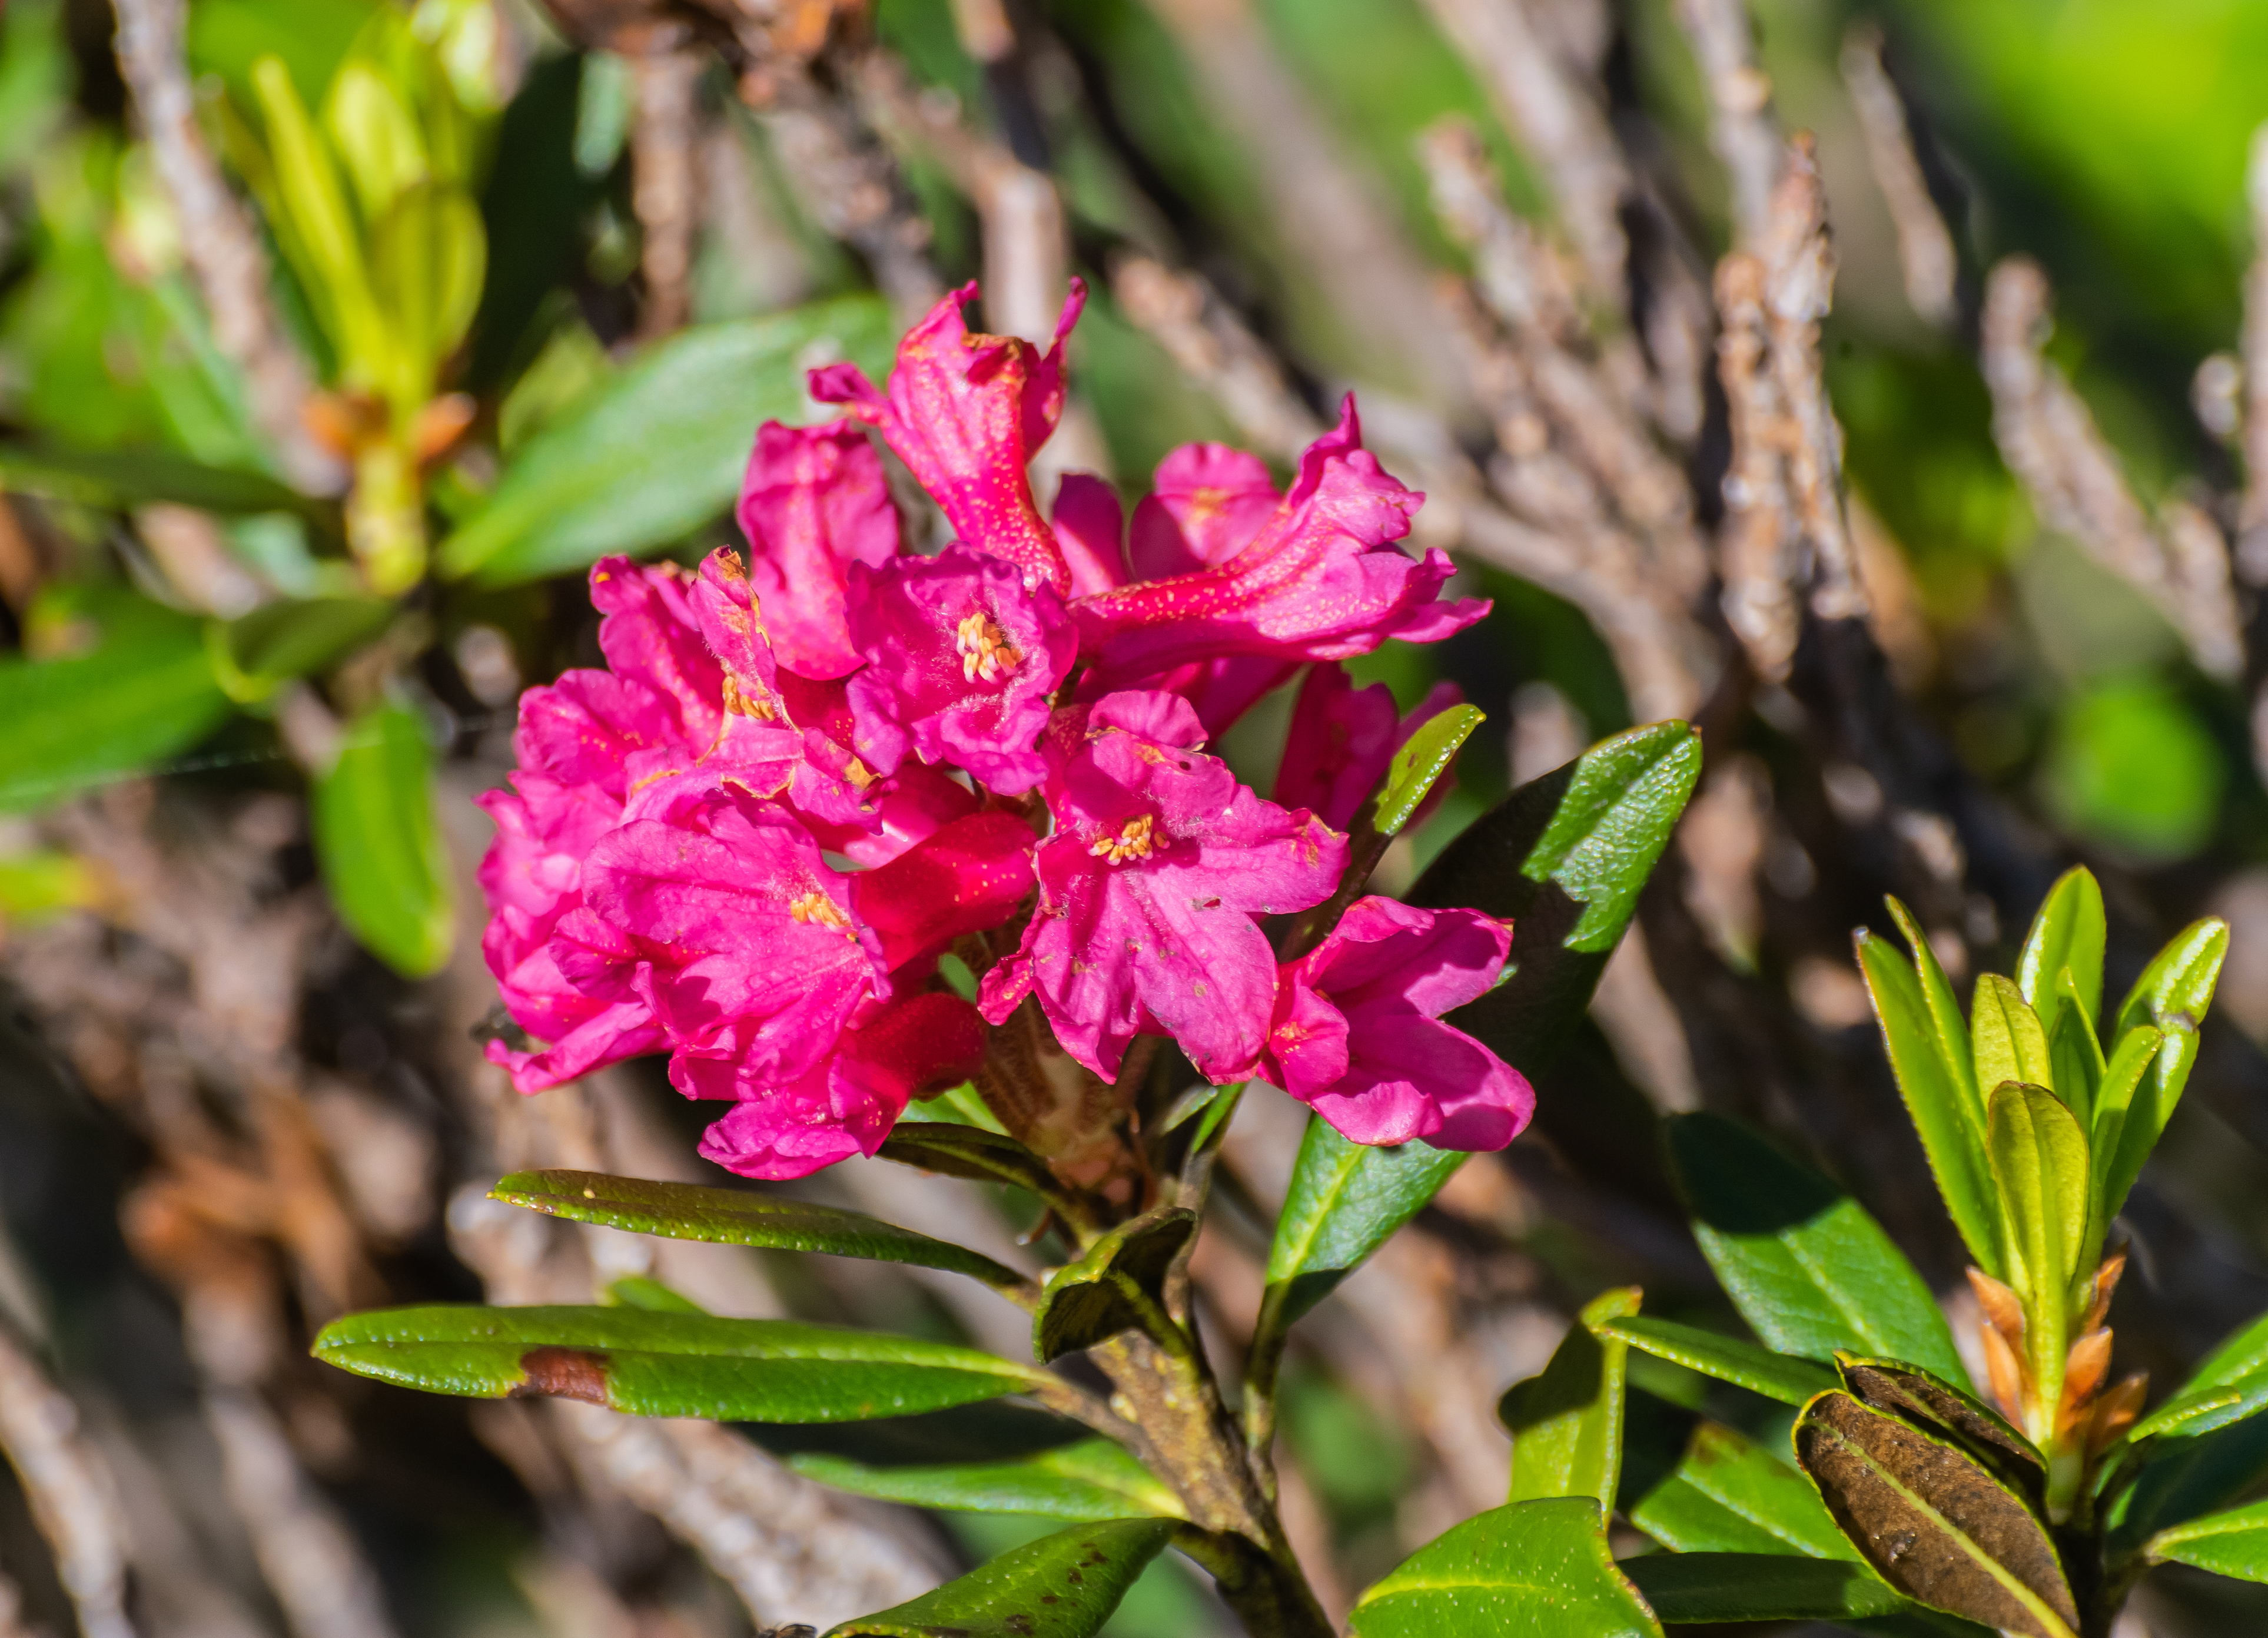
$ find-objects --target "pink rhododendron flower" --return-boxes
[1276,667,1466,833]
[811,281,1085,594]
[850,810,1037,971]
[1052,474,1130,596]
[1127,443,1281,581]
[979,691,1347,1083]
[1072,401,1488,680]
[734,420,902,678]
[689,992,985,1179]
[1260,896,1531,1150]
[846,543,1078,795]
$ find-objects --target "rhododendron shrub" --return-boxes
[323,285,1702,1638]
[475,280,1522,1184]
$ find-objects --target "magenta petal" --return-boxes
[735,420,903,679]
[851,809,1036,970]
[1053,473,1129,596]
[487,999,668,1095]
[844,543,1077,795]
[1127,443,1280,581]
[587,556,725,749]
[1274,664,1401,832]
[810,282,1082,593]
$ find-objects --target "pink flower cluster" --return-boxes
[477,283,1535,1178]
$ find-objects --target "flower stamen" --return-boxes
[955,611,1023,684]
[789,890,851,929]
[1088,814,1157,865]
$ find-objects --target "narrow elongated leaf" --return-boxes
[440,298,896,585]
[1882,898,1983,1118]
[1985,1083,2088,1309]
[2107,1410,2268,1556]
[370,182,486,377]
[790,1438,1184,1521]
[2085,1023,2163,1251]
[1346,1497,1661,1638]
[216,596,394,696]
[1628,1418,1855,1558]
[1601,1316,1837,1405]
[2147,1497,2268,1582]
[0,441,322,518]
[1502,1288,1639,1512]
[1836,1355,2045,1501]
[2017,867,2106,1037]
[1373,704,1483,834]
[490,1169,1028,1290]
[1032,1208,1196,1362]
[1619,1553,1927,1625]
[1260,723,1702,1330]
[1794,1391,2078,1638]
[1972,977,2052,1108]
[2043,972,2105,1126]
[0,604,230,813]
[828,1518,1175,1638]
[2131,1310,2268,1441]
[313,701,454,977]
[2101,917,2227,1226]
[1857,927,2001,1276]
[312,1304,1050,1420]
[877,1123,1061,1200]
[1665,1115,1970,1385]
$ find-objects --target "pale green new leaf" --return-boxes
[2017,866,2106,1037]
[1973,976,2052,1107]
[2100,918,2228,1226]
[1985,1083,2089,1331]
[1372,704,1483,835]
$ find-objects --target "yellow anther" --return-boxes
[955,611,1023,684]
[789,891,851,929]
[722,672,779,721]
[1088,814,1157,865]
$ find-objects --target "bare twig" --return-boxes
[1981,257,2243,679]
[110,0,342,494]
[752,74,943,322]
[1111,256,1326,462]
[632,47,706,337]
[1838,23,1957,330]
[1673,0,1782,250]
[2239,122,2268,584]
[1417,0,1632,309]
[0,1326,135,1638]
[1713,249,1800,679]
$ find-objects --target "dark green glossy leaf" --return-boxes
[825,1517,1176,1638]
[1857,923,2000,1276]
[2100,917,2227,1226]
[311,1304,1050,1421]
[1032,1208,1195,1363]
[1502,1288,1638,1512]
[2131,1310,2268,1441]
[1373,704,1483,834]
[1619,1553,1913,1624]
[878,1122,1061,1199]
[1258,722,1702,1335]
[1985,1083,2088,1317]
[789,1438,1184,1521]
[2107,1407,2268,1556]
[2016,866,2106,1038]
[313,701,454,977]
[1627,1418,1854,1558]
[1665,1115,1970,1385]
[440,297,895,585]
[1794,1391,2078,1638]
[490,1169,1028,1291]
[1835,1355,2045,1500]
[0,440,323,519]
[0,600,231,813]
[215,596,394,697]
[1600,1315,1838,1407]
[1346,1497,1661,1637]
[2147,1497,2268,1582]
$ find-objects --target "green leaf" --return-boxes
[2106,1412,2268,1558]
[1258,722,1703,1335]
[1600,1316,1839,1407]
[0,441,323,518]
[214,596,394,698]
[1502,1288,1639,1513]
[878,1122,1065,1203]
[2016,866,2106,1039]
[825,1517,1176,1638]
[369,182,485,386]
[2147,1496,2268,1582]
[1372,703,1483,835]
[2131,1310,2268,1441]
[439,298,896,585]
[490,1169,1030,1291]
[602,1274,705,1314]
[1835,1355,2045,1501]
[2099,917,2227,1226]
[790,1438,1185,1522]
[2043,971,2106,1127]
[251,54,384,372]
[1985,1083,2089,1314]
[311,1304,1051,1420]
[321,59,427,223]
[1972,976,2053,1108]
[0,851,99,924]
[1619,1553,1921,1624]
[311,701,454,976]
[0,601,232,814]
[1627,1418,1856,1558]
[1032,1208,1196,1363]
[1348,1497,1661,1636]
[1857,924,2000,1276]
[1664,1115,1971,1386]
[2084,1023,2162,1267]
[1794,1391,2079,1638]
